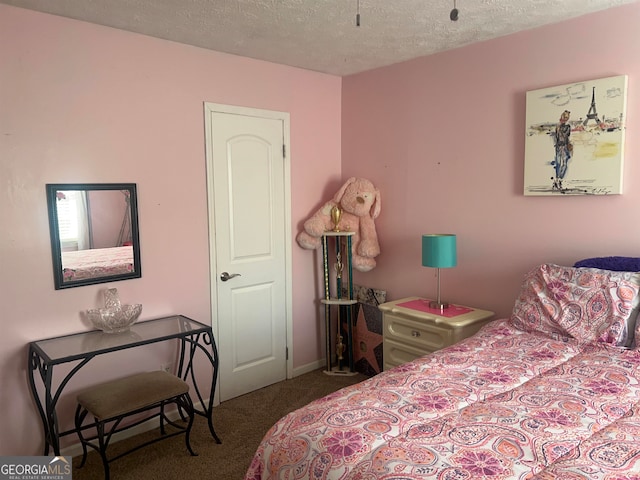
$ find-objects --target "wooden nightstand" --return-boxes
[379,297,494,371]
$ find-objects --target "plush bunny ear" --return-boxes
[333,177,356,203]
[370,189,381,219]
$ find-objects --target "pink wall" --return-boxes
[343,3,640,320]
[0,5,340,455]
[88,190,128,248]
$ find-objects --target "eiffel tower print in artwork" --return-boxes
[583,86,601,126]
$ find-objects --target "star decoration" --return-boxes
[353,304,383,375]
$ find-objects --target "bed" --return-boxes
[61,245,134,281]
[245,261,640,479]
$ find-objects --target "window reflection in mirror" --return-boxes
[46,183,142,289]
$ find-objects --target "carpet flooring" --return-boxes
[72,368,368,480]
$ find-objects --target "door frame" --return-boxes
[203,102,294,402]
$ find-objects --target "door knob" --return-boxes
[220,272,241,282]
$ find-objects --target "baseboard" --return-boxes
[291,358,324,377]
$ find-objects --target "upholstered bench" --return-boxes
[74,370,197,480]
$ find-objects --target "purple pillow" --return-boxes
[574,256,640,272]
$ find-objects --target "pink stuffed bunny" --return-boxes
[297,177,381,272]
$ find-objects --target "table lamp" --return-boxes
[422,234,457,310]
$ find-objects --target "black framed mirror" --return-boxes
[46,183,142,289]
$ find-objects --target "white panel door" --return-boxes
[204,104,291,401]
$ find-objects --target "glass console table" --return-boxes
[27,315,221,455]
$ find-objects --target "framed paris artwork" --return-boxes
[523,75,628,196]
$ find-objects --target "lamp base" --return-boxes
[429,300,450,311]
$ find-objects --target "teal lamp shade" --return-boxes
[422,234,457,309]
[422,234,457,268]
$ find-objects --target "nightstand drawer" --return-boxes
[384,314,452,351]
[384,338,435,370]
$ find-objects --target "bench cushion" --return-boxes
[77,370,189,420]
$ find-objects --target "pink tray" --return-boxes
[396,299,472,318]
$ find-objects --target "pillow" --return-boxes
[510,263,640,346]
[574,257,640,347]
[574,256,640,272]
[621,274,640,348]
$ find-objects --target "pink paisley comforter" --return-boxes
[61,246,134,281]
[245,319,640,479]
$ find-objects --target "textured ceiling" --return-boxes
[2,0,638,75]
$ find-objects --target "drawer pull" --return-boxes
[411,330,421,337]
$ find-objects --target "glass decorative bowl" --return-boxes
[86,303,142,334]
